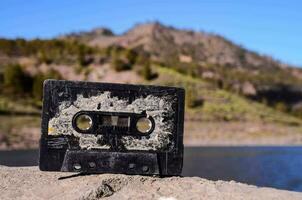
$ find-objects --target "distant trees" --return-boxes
[110,46,133,71]
[142,61,153,80]
[2,63,61,102]
[77,44,94,67]
[125,49,137,65]
[0,38,97,65]
[32,74,44,101]
[3,64,32,94]
[134,53,157,80]
[186,87,200,108]
[32,69,61,101]
[112,57,131,71]
[2,31,302,123]
[111,48,131,71]
[108,47,158,80]
[135,53,149,66]
[292,107,302,119]
[37,50,52,64]
[274,102,288,113]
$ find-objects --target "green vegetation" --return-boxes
[32,74,44,101]
[142,61,153,80]
[77,44,93,66]
[3,64,32,94]
[0,38,97,65]
[32,69,61,101]
[0,95,40,114]
[109,45,136,71]
[185,85,203,108]
[2,25,302,148]
[138,61,158,81]
[274,102,288,113]
[125,48,138,65]
[154,66,302,125]
[0,62,61,110]
[111,56,131,71]
[131,53,158,80]
[155,52,302,120]
[1,37,302,122]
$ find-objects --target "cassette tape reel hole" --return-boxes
[136,117,153,134]
[75,114,93,131]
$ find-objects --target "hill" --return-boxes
[1,22,302,148]
[64,22,302,113]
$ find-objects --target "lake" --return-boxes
[1,146,302,192]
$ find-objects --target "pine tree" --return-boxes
[142,61,152,80]
[3,64,32,94]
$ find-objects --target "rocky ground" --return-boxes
[0,166,302,200]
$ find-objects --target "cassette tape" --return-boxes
[39,80,185,176]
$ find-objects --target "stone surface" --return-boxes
[1,166,302,200]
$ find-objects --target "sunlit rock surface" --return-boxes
[0,166,301,200]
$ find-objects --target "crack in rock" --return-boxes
[81,177,128,200]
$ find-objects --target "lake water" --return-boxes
[1,146,302,192]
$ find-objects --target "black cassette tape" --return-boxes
[39,80,185,176]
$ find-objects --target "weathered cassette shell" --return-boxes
[39,80,185,176]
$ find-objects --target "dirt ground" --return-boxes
[184,121,302,146]
[0,166,301,200]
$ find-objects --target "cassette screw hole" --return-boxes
[73,163,81,171]
[136,117,152,133]
[76,114,92,131]
[88,162,96,168]
[102,161,109,166]
[142,166,149,172]
[129,163,136,169]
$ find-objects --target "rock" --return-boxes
[179,54,192,63]
[202,71,216,79]
[242,81,257,96]
[0,166,301,200]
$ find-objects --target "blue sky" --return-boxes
[0,0,301,66]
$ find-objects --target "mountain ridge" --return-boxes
[63,22,296,70]
[59,22,302,117]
